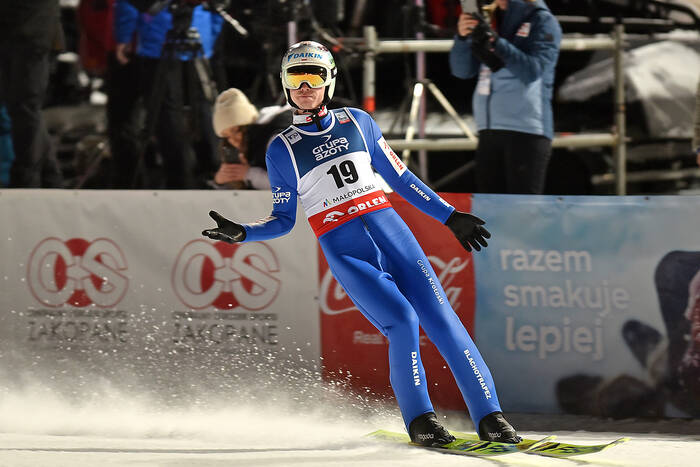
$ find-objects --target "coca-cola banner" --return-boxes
[0,190,319,380]
[319,192,476,409]
[471,194,700,418]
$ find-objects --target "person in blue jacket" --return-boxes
[450,0,561,194]
[202,41,521,447]
[114,1,223,188]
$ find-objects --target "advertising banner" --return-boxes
[0,190,319,391]
[471,194,700,418]
[3,190,699,418]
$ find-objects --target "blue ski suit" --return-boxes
[241,107,502,428]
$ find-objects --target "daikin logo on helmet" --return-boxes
[287,52,323,61]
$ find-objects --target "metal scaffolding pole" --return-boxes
[614,23,627,195]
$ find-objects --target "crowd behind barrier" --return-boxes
[1,1,699,193]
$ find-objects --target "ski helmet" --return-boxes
[280,41,337,110]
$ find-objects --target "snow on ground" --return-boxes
[0,387,698,467]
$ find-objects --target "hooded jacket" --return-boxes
[449,0,561,139]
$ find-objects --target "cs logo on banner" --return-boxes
[27,238,129,308]
[172,239,281,310]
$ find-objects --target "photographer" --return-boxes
[449,0,561,194]
[211,88,291,189]
[114,0,224,188]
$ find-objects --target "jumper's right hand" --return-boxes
[458,13,479,37]
[202,210,247,243]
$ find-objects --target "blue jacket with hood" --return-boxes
[449,0,561,139]
[114,0,223,60]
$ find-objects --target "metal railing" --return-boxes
[360,25,629,194]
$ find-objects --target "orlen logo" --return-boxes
[320,255,469,315]
[323,210,345,224]
[27,237,128,307]
[322,196,387,224]
[172,239,280,310]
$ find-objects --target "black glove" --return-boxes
[471,42,504,72]
[201,210,247,243]
[445,210,491,252]
[470,13,498,45]
[470,14,504,72]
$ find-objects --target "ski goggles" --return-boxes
[282,65,330,89]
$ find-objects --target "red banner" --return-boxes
[319,192,475,409]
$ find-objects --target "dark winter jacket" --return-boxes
[449,0,561,139]
[0,0,64,51]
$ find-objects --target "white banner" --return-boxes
[0,190,319,374]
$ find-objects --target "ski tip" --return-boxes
[608,437,630,446]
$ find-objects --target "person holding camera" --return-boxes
[114,0,223,188]
[202,41,521,447]
[211,88,291,190]
[450,0,561,194]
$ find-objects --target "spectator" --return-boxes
[211,88,292,190]
[77,0,143,188]
[0,105,14,187]
[449,0,561,194]
[694,76,700,167]
[114,0,223,188]
[0,0,64,188]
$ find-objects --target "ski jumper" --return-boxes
[241,107,502,428]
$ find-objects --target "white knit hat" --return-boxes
[212,88,259,137]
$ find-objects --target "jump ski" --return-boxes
[452,431,630,458]
[366,429,555,457]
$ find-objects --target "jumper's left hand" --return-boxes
[445,210,491,252]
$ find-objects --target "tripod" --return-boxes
[388,0,477,187]
[131,2,218,188]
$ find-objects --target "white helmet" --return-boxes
[280,41,337,110]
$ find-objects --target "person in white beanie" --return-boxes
[211,88,291,189]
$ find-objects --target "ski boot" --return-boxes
[408,412,456,447]
[478,411,522,444]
